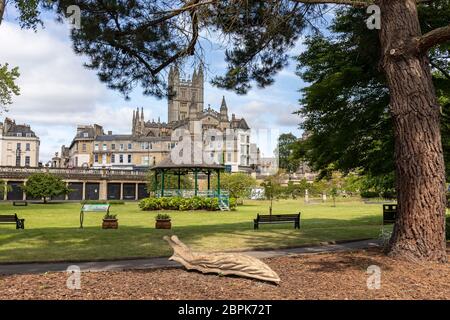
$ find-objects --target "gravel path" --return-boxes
[1,248,449,300]
[0,239,380,275]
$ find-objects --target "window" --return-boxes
[82,144,86,152]
[16,133,22,137]
[102,154,106,164]
[227,153,232,162]
[7,143,12,151]
[16,155,21,166]
[94,144,99,151]
[16,143,21,150]
[141,143,146,150]
[120,144,124,151]
[103,144,107,151]
[142,156,149,165]
[181,89,186,98]
[25,143,30,151]
[111,154,115,163]
[94,154,99,163]
[25,156,30,167]
[149,143,153,150]
[191,90,197,100]
[247,136,250,143]
[127,154,132,163]
[128,143,132,150]
[26,133,32,137]
[83,132,89,138]
[111,144,115,150]
[119,154,124,163]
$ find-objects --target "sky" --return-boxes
[0,8,313,164]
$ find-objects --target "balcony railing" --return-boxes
[0,166,148,180]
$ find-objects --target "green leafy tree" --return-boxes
[22,173,70,203]
[2,0,448,261]
[276,133,300,173]
[0,63,20,110]
[261,173,283,215]
[211,172,256,204]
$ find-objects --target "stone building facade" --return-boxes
[0,118,40,167]
[56,67,260,172]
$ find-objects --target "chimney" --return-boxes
[232,114,236,121]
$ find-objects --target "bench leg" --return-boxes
[254,222,258,230]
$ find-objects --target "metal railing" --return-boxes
[0,166,148,180]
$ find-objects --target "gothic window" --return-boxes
[181,89,186,98]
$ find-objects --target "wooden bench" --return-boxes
[13,201,28,206]
[254,213,301,229]
[0,214,25,229]
[383,204,397,224]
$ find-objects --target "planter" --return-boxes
[102,219,118,229]
[155,219,171,229]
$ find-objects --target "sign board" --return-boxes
[80,203,110,228]
[81,204,110,212]
[224,165,232,173]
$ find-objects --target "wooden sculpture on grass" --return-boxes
[163,235,280,284]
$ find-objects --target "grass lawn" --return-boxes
[0,198,388,263]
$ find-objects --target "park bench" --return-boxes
[0,214,25,229]
[254,213,301,230]
[383,204,397,224]
[13,200,28,206]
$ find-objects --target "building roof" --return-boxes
[95,134,133,141]
[151,156,225,171]
[2,118,37,137]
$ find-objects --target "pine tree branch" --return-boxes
[419,24,450,53]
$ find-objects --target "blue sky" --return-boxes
[0,7,319,163]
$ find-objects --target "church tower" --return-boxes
[167,65,204,122]
[220,96,229,122]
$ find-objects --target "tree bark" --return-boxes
[0,0,6,26]
[377,0,447,262]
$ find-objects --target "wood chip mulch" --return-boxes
[0,248,449,300]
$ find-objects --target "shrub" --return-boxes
[103,213,117,219]
[156,213,171,220]
[360,191,379,198]
[139,197,222,211]
[82,200,125,205]
[229,198,237,211]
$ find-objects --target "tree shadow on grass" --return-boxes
[0,215,384,263]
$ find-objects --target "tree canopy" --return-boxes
[293,6,450,182]
[0,63,20,110]
[22,173,70,203]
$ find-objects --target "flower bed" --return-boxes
[139,197,236,211]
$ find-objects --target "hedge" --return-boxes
[81,200,125,205]
[139,197,237,211]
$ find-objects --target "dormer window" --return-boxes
[16,133,22,137]
[83,132,88,138]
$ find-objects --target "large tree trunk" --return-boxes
[0,0,5,26]
[378,0,447,262]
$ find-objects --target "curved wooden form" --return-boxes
[163,235,280,284]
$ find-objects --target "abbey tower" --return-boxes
[167,66,204,122]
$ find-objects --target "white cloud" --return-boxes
[0,16,304,162]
